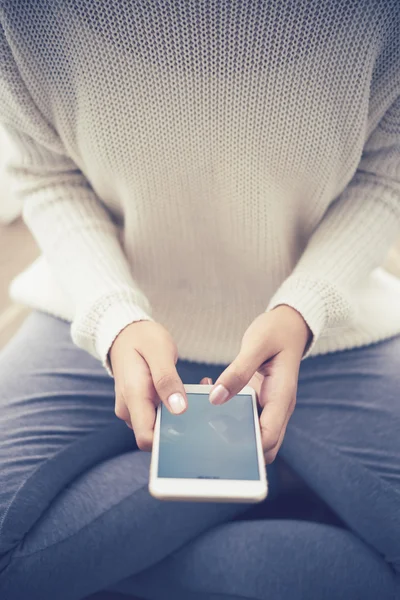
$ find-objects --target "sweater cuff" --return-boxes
[71,289,154,375]
[266,275,354,358]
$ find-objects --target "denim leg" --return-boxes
[112,337,400,600]
[0,312,248,600]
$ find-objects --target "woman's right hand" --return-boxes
[109,321,187,451]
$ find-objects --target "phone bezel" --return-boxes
[149,384,268,503]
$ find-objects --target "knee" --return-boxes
[0,452,45,563]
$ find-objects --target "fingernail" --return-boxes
[168,393,186,414]
[209,384,229,405]
[207,378,213,385]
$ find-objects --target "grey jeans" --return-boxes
[0,312,399,600]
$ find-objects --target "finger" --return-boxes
[145,346,188,415]
[263,413,290,464]
[115,350,158,451]
[114,394,131,424]
[209,347,264,405]
[200,377,213,385]
[258,354,298,455]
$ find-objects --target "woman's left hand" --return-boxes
[208,305,311,463]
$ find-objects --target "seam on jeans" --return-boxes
[286,424,400,575]
[0,423,120,541]
[288,423,400,498]
[9,482,149,558]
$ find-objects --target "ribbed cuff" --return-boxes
[266,275,354,358]
[71,289,154,375]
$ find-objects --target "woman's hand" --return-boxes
[109,321,187,451]
[208,306,311,463]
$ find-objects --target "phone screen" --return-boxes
[158,393,260,480]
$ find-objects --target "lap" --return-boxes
[120,340,400,600]
[0,312,244,600]
[0,311,399,596]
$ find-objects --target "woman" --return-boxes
[0,1,399,599]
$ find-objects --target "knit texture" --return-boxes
[1,0,400,371]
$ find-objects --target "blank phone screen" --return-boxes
[157,393,260,480]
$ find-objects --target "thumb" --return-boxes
[209,348,262,405]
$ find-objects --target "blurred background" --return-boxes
[1,124,400,352]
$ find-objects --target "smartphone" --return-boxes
[149,384,267,503]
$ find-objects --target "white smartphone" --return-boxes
[149,384,267,503]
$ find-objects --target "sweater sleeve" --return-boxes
[0,31,153,372]
[267,95,400,355]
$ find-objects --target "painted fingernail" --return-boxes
[168,393,186,414]
[209,384,229,405]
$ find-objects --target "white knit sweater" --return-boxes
[1,1,400,370]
